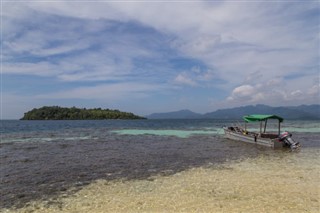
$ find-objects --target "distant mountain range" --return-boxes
[146,104,320,120]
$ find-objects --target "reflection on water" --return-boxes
[0,120,319,212]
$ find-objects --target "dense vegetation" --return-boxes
[21,106,145,120]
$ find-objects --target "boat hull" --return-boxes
[223,127,284,149]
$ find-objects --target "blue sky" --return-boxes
[2,1,319,119]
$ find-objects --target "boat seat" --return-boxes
[247,132,257,137]
[261,133,278,139]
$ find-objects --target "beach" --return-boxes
[2,152,319,213]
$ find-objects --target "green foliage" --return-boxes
[21,106,145,120]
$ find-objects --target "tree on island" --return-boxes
[21,106,145,120]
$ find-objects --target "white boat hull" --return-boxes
[223,127,284,149]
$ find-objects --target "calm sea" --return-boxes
[1,119,319,211]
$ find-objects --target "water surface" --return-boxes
[1,119,319,212]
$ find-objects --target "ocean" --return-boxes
[1,119,319,212]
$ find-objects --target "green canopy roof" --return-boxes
[243,114,284,123]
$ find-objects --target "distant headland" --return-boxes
[20,106,145,120]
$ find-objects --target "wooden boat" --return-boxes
[223,114,300,149]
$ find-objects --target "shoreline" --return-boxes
[3,153,319,212]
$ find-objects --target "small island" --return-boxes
[21,106,145,120]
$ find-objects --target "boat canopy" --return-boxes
[243,114,284,123]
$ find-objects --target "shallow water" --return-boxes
[112,129,221,138]
[2,149,319,213]
[0,119,319,212]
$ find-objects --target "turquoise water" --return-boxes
[1,119,319,143]
[111,120,320,138]
[112,129,221,138]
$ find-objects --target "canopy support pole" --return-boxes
[260,121,262,134]
[264,119,268,133]
[278,120,281,135]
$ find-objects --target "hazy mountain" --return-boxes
[146,109,203,119]
[147,105,320,120]
[204,104,320,120]
[288,104,320,116]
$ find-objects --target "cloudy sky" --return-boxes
[2,1,319,119]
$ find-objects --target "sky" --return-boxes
[1,1,319,119]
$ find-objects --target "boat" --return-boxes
[223,114,300,150]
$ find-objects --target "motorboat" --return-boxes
[223,114,300,150]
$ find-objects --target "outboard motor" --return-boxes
[278,131,300,150]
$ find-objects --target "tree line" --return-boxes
[21,106,145,120]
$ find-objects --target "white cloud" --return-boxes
[174,73,197,87]
[173,67,216,87]
[56,52,134,82]
[1,81,167,119]
[230,85,255,99]
[290,90,303,98]
[5,2,318,84]
[2,1,319,117]
[3,53,133,82]
[225,76,319,108]
[3,62,62,76]
[197,69,215,82]
[36,82,164,100]
[307,84,320,97]
[3,10,165,82]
